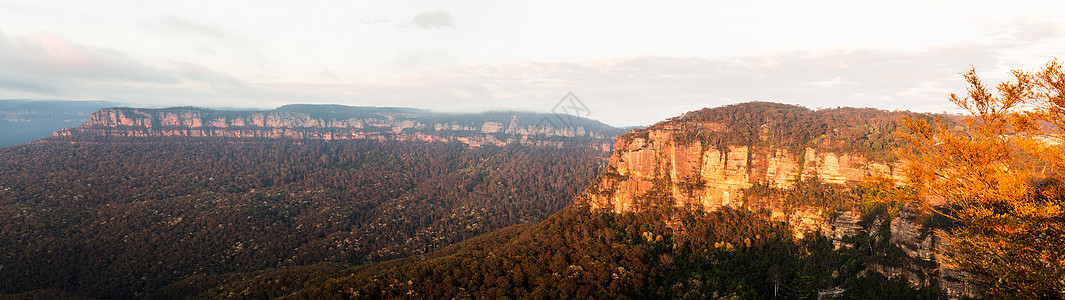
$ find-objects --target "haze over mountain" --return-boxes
[0,100,119,146]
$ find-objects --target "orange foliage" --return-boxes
[895,60,1065,298]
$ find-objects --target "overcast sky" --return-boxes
[0,1,1062,126]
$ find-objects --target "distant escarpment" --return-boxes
[55,104,622,150]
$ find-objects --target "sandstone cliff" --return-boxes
[54,105,621,150]
[581,127,903,214]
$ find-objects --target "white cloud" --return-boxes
[20,40,1029,126]
[411,10,456,29]
[320,67,339,81]
[268,42,1009,126]
[0,31,178,82]
[159,15,239,42]
[0,31,179,95]
[0,2,1063,127]
[176,61,244,88]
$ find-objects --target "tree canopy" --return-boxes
[894,59,1065,298]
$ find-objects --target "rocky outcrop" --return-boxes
[887,206,982,299]
[578,123,907,247]
[54,105,621,150]
[581,127,903,214]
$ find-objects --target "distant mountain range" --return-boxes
[0,100,120,146]
[2,101,627,150]
[55,104,624,150]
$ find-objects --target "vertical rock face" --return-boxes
[582,127,903,214]
[54,105,623,151]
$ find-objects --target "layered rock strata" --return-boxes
[581,127,903,214]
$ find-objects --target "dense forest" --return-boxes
[655,102,942,161]
[181,204,947,299]
[0,137,608,298]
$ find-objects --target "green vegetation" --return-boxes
[655,102,939,161]
[743,179,854,213]
[208,205,946,299]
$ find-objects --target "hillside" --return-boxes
[179,102,976,299]
[0,105,621,298]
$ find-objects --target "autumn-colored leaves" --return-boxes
[892,59,1065,298]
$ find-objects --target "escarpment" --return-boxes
[582,131,904,214]
[54,104,622,150]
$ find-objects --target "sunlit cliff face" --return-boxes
[580,126,903,214]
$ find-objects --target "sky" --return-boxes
[0,1,1063,126]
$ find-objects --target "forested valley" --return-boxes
[0,137,608,298]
